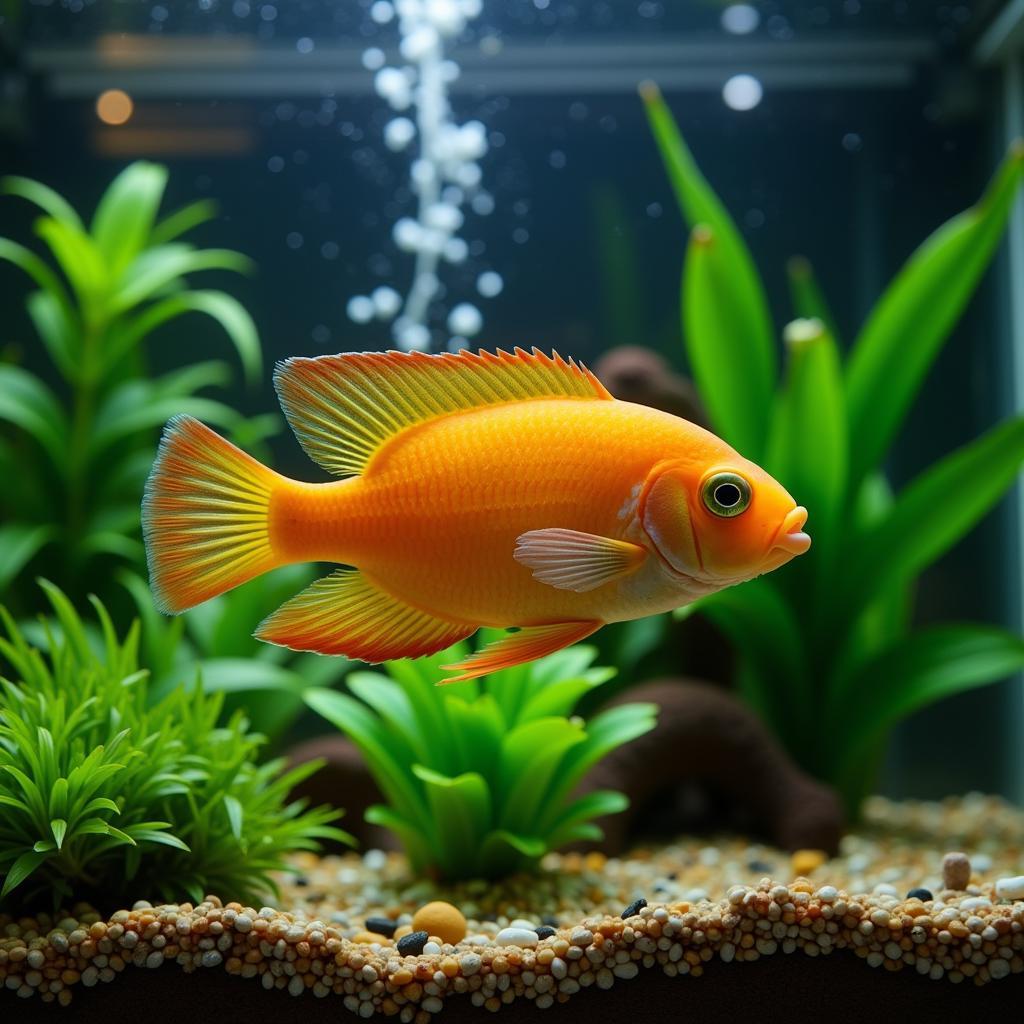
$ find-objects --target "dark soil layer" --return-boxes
[12,950,1020,1024]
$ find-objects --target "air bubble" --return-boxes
[476,271,503,297]
[448,303,482,336]
[347,295,375,323]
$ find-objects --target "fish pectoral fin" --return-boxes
[441,621,601,683]
[514,528,647,593]
[254,569,474,662]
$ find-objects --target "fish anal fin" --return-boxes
[273,348,611,478]
[514,529,646,593]
[441,621,601,683]
[255,570,474,662]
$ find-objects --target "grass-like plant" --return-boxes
[641,82,1024,812]
[305,639,657,880]
[0,162,273,609]
[0,581,350,909]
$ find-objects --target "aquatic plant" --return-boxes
[305,639,656,880]
[346,0,502,351]
[0,581,349,908]
[0,162,266,608]
[642,82,1024,812]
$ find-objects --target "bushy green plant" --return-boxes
[0,162,274,607]
[642,82,1024,812]
[0,581,350,908]
[305,639,656,880]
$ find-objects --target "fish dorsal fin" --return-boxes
[274,347,612,477]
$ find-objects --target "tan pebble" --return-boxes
[351,930,388,944]
[790,850,827,876]
[943,852,971,891]
[411,902,466,945]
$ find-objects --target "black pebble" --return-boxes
[748,860,773,873]
[541,915,559,927]
[534,926,556,939]
[294,876,309,888]
[365,916,397,938]
[621,898,647,919]
[397,930,428,956]
[906,888,934,902]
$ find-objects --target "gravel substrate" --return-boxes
[3,793,1024,1015]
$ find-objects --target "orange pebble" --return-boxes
[411,901,467,945]
[351,930,388,944]
[393,924,413,940]
[791,849,827,876]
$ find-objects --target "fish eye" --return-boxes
[701,472,751,518]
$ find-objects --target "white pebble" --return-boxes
[509,918,537,930]
[288,974,305,997]
[495,927,539,948]
[959,896,992,912]
[423,941,442,954]
[996,876,1024,900]
[815,886,838,902]
[476,271,503,297]
[447,302,482,336]
[346,295,375,323]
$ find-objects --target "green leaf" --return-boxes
[765,318,847,554]
[223,795,244,841]
[681,224,775,458]
[111,245,254,314]
[0,524,54,593]
[0,364,68,467]
[104,290,261,384]
[0,238,74,313]
[150,199,218,246]
[845,143,1024,487]
[843,416,1024,615]
[26,290,79,381]
[642,80,776,456]
[832,625,1024,783]
[2,175,84,228]
[786,256,840,342]
[34,216,108,310]
[91,161,169,278]
[50,819,67,850]
[1,850,48,898]
[411,765,490,878]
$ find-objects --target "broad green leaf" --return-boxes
[26,291,79,381]
[50,818,67,849]
[477,829,545,878]
[91,161,169,278]
[411,765,490,877]
[0,524,54,593]
[545,789,627,849]
[151,199,218,246]
[682,225,774,458]
[765,318,847,559]
[111,245,254,314]
[845,143,1024,487]
[842,416,1024,615]
[34,216,108,310]
[0,364,68,467]
[832,625,1024,783]
[786,256,840,342]
[642,81,776,455]
[365,804,433,872]
[223,794,244,841]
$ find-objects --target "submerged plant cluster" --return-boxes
[306,640,657,880]
[0,583,349,908]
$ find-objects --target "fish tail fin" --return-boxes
[143,415,281,614]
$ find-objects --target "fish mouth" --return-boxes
[772,506,811,556]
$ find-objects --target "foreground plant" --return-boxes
[642,81,1024,812]
[305,640,656,880]
[0,581,349,908]
[0,162,270,607]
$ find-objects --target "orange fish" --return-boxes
[143,348,809,681]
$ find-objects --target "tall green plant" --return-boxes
[0,162,268,606]
[642,81,1024,811]
[305,639,656,880]
[0,581,350,909]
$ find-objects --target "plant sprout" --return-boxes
[641,81,1024,812]
[305,638,656,880]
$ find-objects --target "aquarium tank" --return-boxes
[3,1,1024,1019]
